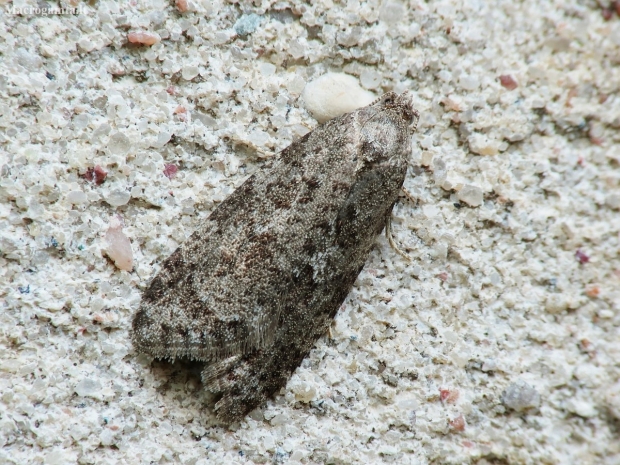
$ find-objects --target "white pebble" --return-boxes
[247,130,270,147]
[182,65,199,81]
[481,360,497,372]
[44,450,72,465]
[292,383,317,403]
[290,450,304,461]
[78,38,95,52]
[75,378,102,397]
[100,429,116,446]
[302,72,375,123]
[154,130,172,148]
[457,185,483,207]
[67,190,87,205]
[108,132,131,156]
[459,74,480,91]
[360,68,383,90]
[234,13,261,36]
[259,62,276,77]
[566,398,597,418]
[105,190,131,207]
[397,398,419,409]
[606,193,620,210]
[286,74,306,96]
[270,414,288,426]
[423,204,440,218]
[606,382,620,420]
[289,40,305,59]
[502,380,540,411]
[545,294,568,314]
[15,47,42,71]
[380,2,406,24]
[468,133,500,156]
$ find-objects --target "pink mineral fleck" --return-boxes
[440,388,459,404]
[128,31,161,46]
[585,285,600,298]
[164,163,179,179]
[499,75,518,90]
[104,217,133,272]
[575,249,590,265]
[174,106,188,122]
[450,414,466,432]
[83,165,107,185]
[176,0,189,12]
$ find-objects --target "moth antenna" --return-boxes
[385,215,413,262]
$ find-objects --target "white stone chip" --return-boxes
[99,429,116,446]
[259,62,276,77]
[567,398,597,418]
[502,380,540,412]
[182,65,199,81]
[606,382,620,420]
[290,381,317,403]
[360,68,383,90]
[66,190,87,205]
[75,378,102,397]
[105,190,131,207]
[108,132,131,156]
[457,184,483,207]
[468,133,501,156]
[545,294,568,313]
[44,450,75,465]
[379,2,406,24]
[606,193,620,210]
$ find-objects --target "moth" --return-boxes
[132,92,420,422]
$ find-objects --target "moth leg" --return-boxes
[253,147,275,159]
[400,186,417,204]
[385,186,417,260]
[231,134,275,159]
[385,215,412,262]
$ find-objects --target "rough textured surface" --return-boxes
[1,1,620,464]
[133,93,419,423]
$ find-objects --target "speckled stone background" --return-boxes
[1,1,619,464]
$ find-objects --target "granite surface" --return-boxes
[1,0,619,464]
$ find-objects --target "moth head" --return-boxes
[356,92,419,168]
[373,91,420,133]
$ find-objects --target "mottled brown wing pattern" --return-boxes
[132,92,419,422]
